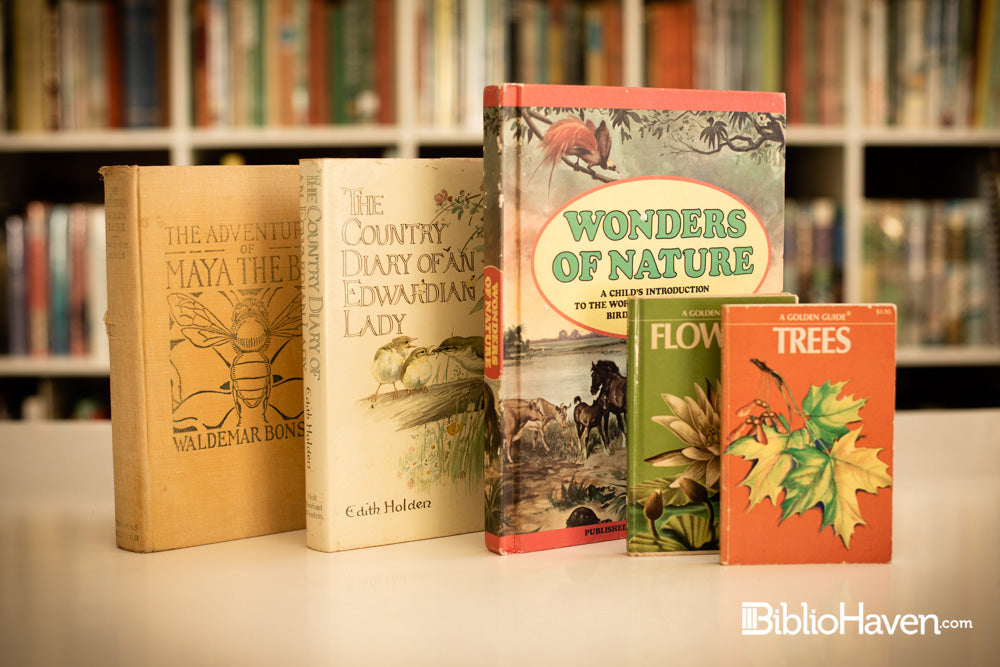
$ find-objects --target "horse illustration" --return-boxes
[590,360,627,452]
[573,394,609,459]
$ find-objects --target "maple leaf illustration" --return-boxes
[779,427,891,548]
[801,380,867,444]
[727,425,810,507]
[826,427,892,546]
[727,371,891,550]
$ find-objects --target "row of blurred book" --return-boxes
[865,0,1000,129]
[425,0,841,128]
[862,198,999,347]
[644,0,843,125]
[3,0,166,131]
[8,0,996,134]
[0,0,396,132]
[785,198,844,304]
[787,194,1000,347]
[1,202,108,360]
[192,0,396,128]
[646,0,1000,129]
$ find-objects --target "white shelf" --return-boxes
[896,346,1000,367]
[186,125,404,149]
[859,127,1000,147]
[0,129,176,152]
[5,124,998,153]
[0,356,111,377]
[785,125,851,146]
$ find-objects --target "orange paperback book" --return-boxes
[720,303,896,564]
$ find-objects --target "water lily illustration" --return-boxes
[644,380,721,490]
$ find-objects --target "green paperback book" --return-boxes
[626,293,796,555]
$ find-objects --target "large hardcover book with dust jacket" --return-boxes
[100,165,305,553]
[300,158,485,552]
[483,83,787,554]
[721,303,896,564]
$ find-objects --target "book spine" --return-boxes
[58,0,78,131]
[903,201,929,346]
[68,203,88,356]
[866,0,888,126]
[624,298,642,554]
[0,219,6,355]
[356,0,378,124]
[230,0,249,126]
[47,204,70,355]
[331,1,349,124]
[482,85,504,551]
[432,0,456,127]
[251,0,266,126]
[41,1,60,130]
[86,204,109,360]
[191,0,208,126]
[375,0,395,125]
[307,0,328,125]
[973,0,997,127]
[0,2,6,131]
[482,84,518,553]
[104,2,123,128]
[5,215,27,357]
[83,2,110,129]
[100,165,153,552]
[25,202,49,357]
[784,0,804,124]
[121,0,164,128]
[299,159,330,551]
[783,199,800,295]
[292,0,310,125]
[206,0,231,127]
[12,0,45,131]
[275,0,296,125]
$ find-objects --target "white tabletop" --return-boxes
[1,410,998,666]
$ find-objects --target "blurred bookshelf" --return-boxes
[2,0,999,416]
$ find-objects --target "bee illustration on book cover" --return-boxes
[168,286,304,443]
[483,85,785,552]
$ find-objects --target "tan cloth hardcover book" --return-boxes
[101,165,305,552]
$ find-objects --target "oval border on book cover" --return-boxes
[531,176,772,339]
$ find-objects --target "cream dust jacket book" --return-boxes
[101,165,305,553]
[300,158,485,552]
[720,303,896,564]
[483,84,786,554]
